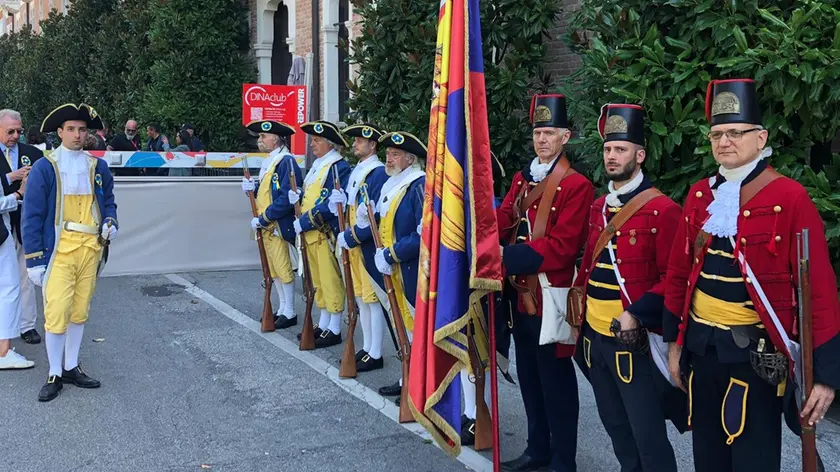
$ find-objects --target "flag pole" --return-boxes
[488,294,501,470]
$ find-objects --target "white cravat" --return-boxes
[703,147,772,238]
[258,146,288,181]
[347,155,384,205]
[57,147,92,196]
[606,170,644,208]
[529,155,559,183]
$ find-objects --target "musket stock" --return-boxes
[291,160,316,350]
[243,158,275,333]
[335,166,359,379]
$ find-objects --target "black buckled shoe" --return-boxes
[20,329,41,345]
[378,380,401,396]
[296,326,323,341]
[357,354,384,372]
[500,453,550,472]
[461,415,476,446]
[355,349,367,362]
[274,315,298,330]
[61,366,101,389]
[314,330,342,348]
[38,375,63,402]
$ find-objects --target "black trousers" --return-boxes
[689,348,782,472]
[583,326,677,472]
[513,312,579,472]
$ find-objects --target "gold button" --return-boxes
[533,205,537,209]
[775,235,782,242]
[653,210,659,216]
[774,205,782,213]
[517,181,522,185]
[685,217,689,222]
[616,259,622,264]
[695,257,700,263]
[621,278,626,283]
[743,210,750,217]
[740,238,747,245]
[746,277,752,284]
[695,191,703,198]
[616,231,622,236]
[551,206,556,211]
[557,186,562,191]
[651,228,658,234]
[687,280,691,286]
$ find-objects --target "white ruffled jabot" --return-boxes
[702,147,772,238]
[529,155,558,183]
[57,147,92,196]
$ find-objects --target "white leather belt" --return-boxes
[62,221,99,235]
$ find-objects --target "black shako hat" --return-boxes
[41,103,104,133]
[705,79,762,126]
[598,104,645,146]
[301,120,348,147]
[246,120,296,137]
[342,123,385,143]
[378,131,427,159]
[530,94,569,129]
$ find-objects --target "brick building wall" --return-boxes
[543,0,581,81]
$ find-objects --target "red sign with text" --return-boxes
[242,84,307,155]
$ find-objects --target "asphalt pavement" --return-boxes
[2,269,839,472]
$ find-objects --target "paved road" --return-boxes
[2,270,839,472]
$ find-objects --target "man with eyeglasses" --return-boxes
[0,109,44,346]
[107,119,140,152]
[663,78,840,471]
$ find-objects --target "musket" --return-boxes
[366,192,414,423]
[291,160,316,350]
[797,229,819,472]
[334,166,359,379]
[466,318,493,451]
[243,157,275,333]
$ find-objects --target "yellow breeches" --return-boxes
[304,232,345,313]
[43,245,101,334]
[349,247,377,303]
[264,231,294,283]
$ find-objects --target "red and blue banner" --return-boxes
[408,0,502,456]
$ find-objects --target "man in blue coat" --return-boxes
[355,131,425,401]
[242,120,303,329]
[23,103,118,402]
[334,124,389,372]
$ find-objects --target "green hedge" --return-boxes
[561,0,840,274]
[0,0,256,150]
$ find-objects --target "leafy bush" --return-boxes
[346,0,563,185]
[562,0,840,273]
[0,0,256,150]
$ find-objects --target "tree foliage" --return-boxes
[562,0,840,272]
[346,0,562,178]
[0,0,256,149]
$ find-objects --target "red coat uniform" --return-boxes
[497,159,594,358]
[663,167,840,387]
[576,185,682,332]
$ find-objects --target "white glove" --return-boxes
[293,219,302,234]
[416,223,423,236]
[375,248,392,275]
[27,266,45,287]
[288,189,301,205]
[328,189,347,216]
[337,232,349,250]
[101,224,118,241]
[242,177,255,193]
[356,203,370,229]
[251,217,263,231]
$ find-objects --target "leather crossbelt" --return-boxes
[62,222,99,235]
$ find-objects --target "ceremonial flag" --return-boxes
[408,0,502,456]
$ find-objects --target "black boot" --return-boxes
[461,415,476,446]
[62,366,101,389]
[38,375,63,402]
[378,380,401,396]
[314,330,342,348]
[20,329,42,344]
[357,354,384,372]
[274,315,298,329]
[297,326,323,341]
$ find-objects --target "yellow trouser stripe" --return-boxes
[588,279,620,291]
